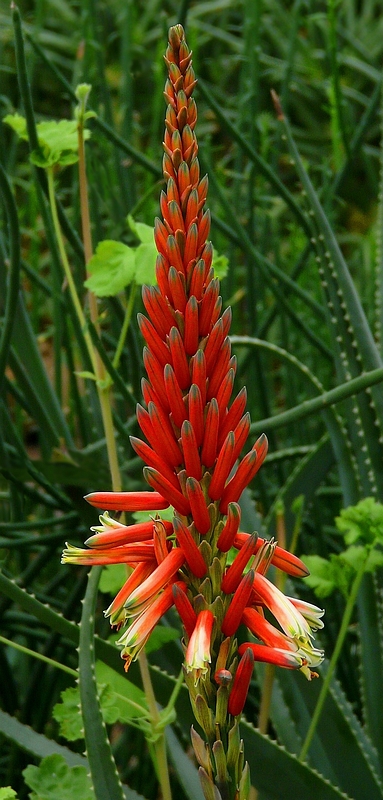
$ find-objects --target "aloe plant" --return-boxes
[1,2,383,799]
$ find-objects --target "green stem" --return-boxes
[138,651,172,800]
[46,166,96,374]
[0,634,77,678]
[113,282,137,371]
[299,556,367,762]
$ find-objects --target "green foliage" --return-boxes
[22,755,95,800]
[3,114,91,167]
[0,789,18,800]
[304,498,383,597]
[53,667,148,741]
[84,240,136,296]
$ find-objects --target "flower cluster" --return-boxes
[62,23,323,799]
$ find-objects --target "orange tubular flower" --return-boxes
[62,25,324,800]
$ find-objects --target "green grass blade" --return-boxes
[0,164,21,396]
[78,567,125,800]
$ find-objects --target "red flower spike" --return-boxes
[228,647,254,717]
[242,607,299,652]
[143,349,170,412]
[208,432,236,501]
[217,502,241,552]
[167,177,181,206]
[120,581,185,672]
[181,420,202,480]
[168,326,190,389]
[204,319,225,375]
[216,369,235,417]
[142,286,168,339]
[154,217,169,257]
[62,542,156,565]
[199,279,220,336]
[168,199,185,234]
[221,532,258,594]
[185,188,199,228]
[238,642,304,670]
[172,583,197,638]
[184,295,199,355]
[124,547,186,611]
[130,436,179,489]
[232,413,251,462]
[168,265,187,311]
[211,296,223,328]
[85,519,158,548]
[190,350,206,407]
[173,517,207,578]
[148,402,183,467]
[206,338,231,401]
[164,364,187,428]
[219,435,268,514]
[153,519,171,564]
[177,160,191,195]
[188,384,204,446]
[200,398,219,468]
[189,259,206,301]
[197,209,211,248]
[156,253,171,297]
[143,467,191,516]
[221,570,255,636]
[218,387,247,449]
[184,223,198,265]
[233,533,309,578]
[186,477,211,535]
[104,561,156,623]
[214,669,232,687]
[85,491,169,511]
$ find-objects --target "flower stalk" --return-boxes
[63,24,324,799]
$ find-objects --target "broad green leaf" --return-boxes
[134,242,157,285]
[240,719,350,800]
[3,113,28,139]
[23,754,95,800]
[85,240,136,296]
[0,789,18,800]
[99,564,127,595]
[303,554,355,598]
[212,247,228,279]
[335,498,383,546]
[4,115,90,167]
[145,625,180,654]
[132,507,174,524]
[53,687,84,742]
[95,661,148,720]
[127,215,155,245]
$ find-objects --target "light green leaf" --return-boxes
[4,115,90,167]
[52,688,84,742]
[22,754,95,800]
[95,662,148,721]
[335,498,383,546]
[85,240,136,296]
[212,247,229,279]
[304,553,357,598]
[99,564,127,595]
[53,668,148,742]
[3,113,28,140]
[134,242,157,285]
[0,789,18,800]
[127,215,155,245]
[132,507,174,524]
[145,625,180,654]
